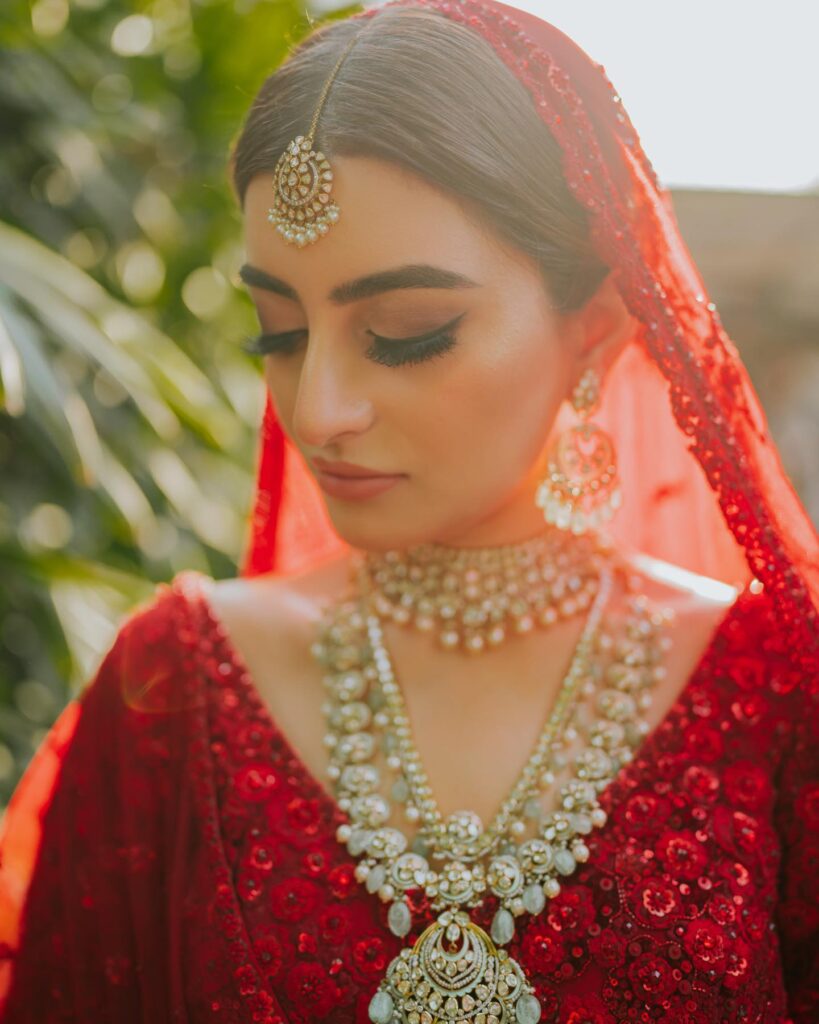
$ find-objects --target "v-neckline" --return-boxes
[184,568,753,837]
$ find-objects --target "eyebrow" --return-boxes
[238,262,481,305]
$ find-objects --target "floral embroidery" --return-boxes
[633,876,681,928]
[683,919,727,973]
[282,962,339,1017]
[252,929,284,981]
[558,991,616,1023]
[655,830,708,879]
[622,792,672,836]
[723,760,772,810]
[318,904,354,945]
[521,927,567,977]
[350,935,392,982]
[268,878,322,922]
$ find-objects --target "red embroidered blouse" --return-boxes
[0,569,816,1023]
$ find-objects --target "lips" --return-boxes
[312,458,400,480]
[313,466,405,501]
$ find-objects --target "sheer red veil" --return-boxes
[0,0,817,1014]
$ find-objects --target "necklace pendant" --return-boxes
[368,909,541,1024]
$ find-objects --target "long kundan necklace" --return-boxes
[311,533,673,1024]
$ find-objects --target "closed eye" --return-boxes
[241,312,466,368]
[241,328,306,356]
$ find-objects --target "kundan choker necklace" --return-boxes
[359,527,614,654]
[312,541,674,1024]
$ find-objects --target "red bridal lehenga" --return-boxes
[0,1,817,1022]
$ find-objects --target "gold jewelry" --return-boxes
[267,34,359,247]
[535,367,622,535]
[358,526,614,654]
[312,559,675,1024]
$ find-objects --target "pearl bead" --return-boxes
[543,877,561,898]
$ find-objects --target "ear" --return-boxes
[565,270,635,381]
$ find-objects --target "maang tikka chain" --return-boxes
[535,367,623,535]
[268,33,359,247]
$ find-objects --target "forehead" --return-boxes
[242,154,522,300]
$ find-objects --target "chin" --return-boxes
[326,509,439,554]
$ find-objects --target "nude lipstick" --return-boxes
[312,459,406,501]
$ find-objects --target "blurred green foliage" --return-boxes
[0,0,357,804]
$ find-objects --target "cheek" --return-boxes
[430,328,569,467]
[263,360,297,425]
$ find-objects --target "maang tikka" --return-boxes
[267,33,360,247]
[535,367,622,534]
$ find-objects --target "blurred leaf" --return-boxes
[0,0,348,803]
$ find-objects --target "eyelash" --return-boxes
[241,312,465,368]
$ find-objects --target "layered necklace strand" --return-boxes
[312,537,673,1024]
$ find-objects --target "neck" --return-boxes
[427,491,556,549]
[354,522,605,560]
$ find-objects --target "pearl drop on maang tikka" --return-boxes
[267,135,339,247]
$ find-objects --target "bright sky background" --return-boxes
[317,0,819,193]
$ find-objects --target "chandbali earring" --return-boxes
[535,367,622,534]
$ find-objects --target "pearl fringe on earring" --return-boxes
[535,367,622,535]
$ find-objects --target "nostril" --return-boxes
[291,394,375,451]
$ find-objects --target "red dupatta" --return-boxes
[0,0,817,1017]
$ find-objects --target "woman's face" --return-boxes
[242,155,584,552]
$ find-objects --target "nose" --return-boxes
[290,331,374,448]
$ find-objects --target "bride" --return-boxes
[1,1,816,1022]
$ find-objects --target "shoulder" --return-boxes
[204,550,743,625]
[201,554,354,613]
[617,548,783,634]
[615,550,803,687]
[12,579,200,862]
[193,554,356,677]
[616,549,749,650]
[623,551,811,702]
[199,548,754,653]
[195,548,800,684]
[78,575,210,719]
[620,548,742,612]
